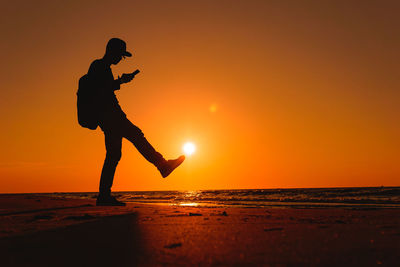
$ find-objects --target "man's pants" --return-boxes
[98,115,164,196]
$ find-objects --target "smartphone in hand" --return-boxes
[121,69,140,83]
[131,69,140,76]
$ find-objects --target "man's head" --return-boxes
[105,38,132,65]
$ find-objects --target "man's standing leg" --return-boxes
[97,129,125,206]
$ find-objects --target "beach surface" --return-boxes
[0,194,399,266]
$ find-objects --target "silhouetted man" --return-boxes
[88,38,185,206]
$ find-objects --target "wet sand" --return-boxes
[0,194,399,266]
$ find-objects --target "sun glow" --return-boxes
[182,142,196,156]
[179,202,199,207]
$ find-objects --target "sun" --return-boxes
[182,142,196,156]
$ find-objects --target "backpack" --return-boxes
[76,74,99,130]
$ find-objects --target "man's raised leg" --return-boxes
[122,118,185,177]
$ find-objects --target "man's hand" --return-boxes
[119,73,134,84]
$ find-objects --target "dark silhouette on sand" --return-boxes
[78,38,185,206]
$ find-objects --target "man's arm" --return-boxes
[112,78,121,91]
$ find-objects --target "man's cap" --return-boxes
[106,38,132,57]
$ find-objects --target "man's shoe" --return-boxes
[96,195,126,206]
[158,155,185,178]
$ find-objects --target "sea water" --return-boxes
[46,187,400,208]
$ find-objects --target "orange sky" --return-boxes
[0,0,399,193]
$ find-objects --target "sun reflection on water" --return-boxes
[179,202,199,207]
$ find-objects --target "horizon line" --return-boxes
[1,185,399,195]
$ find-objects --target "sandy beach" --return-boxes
[0,194,399,266]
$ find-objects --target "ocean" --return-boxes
[45,187,400,209]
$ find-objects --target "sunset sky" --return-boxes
[0,0,399,193]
